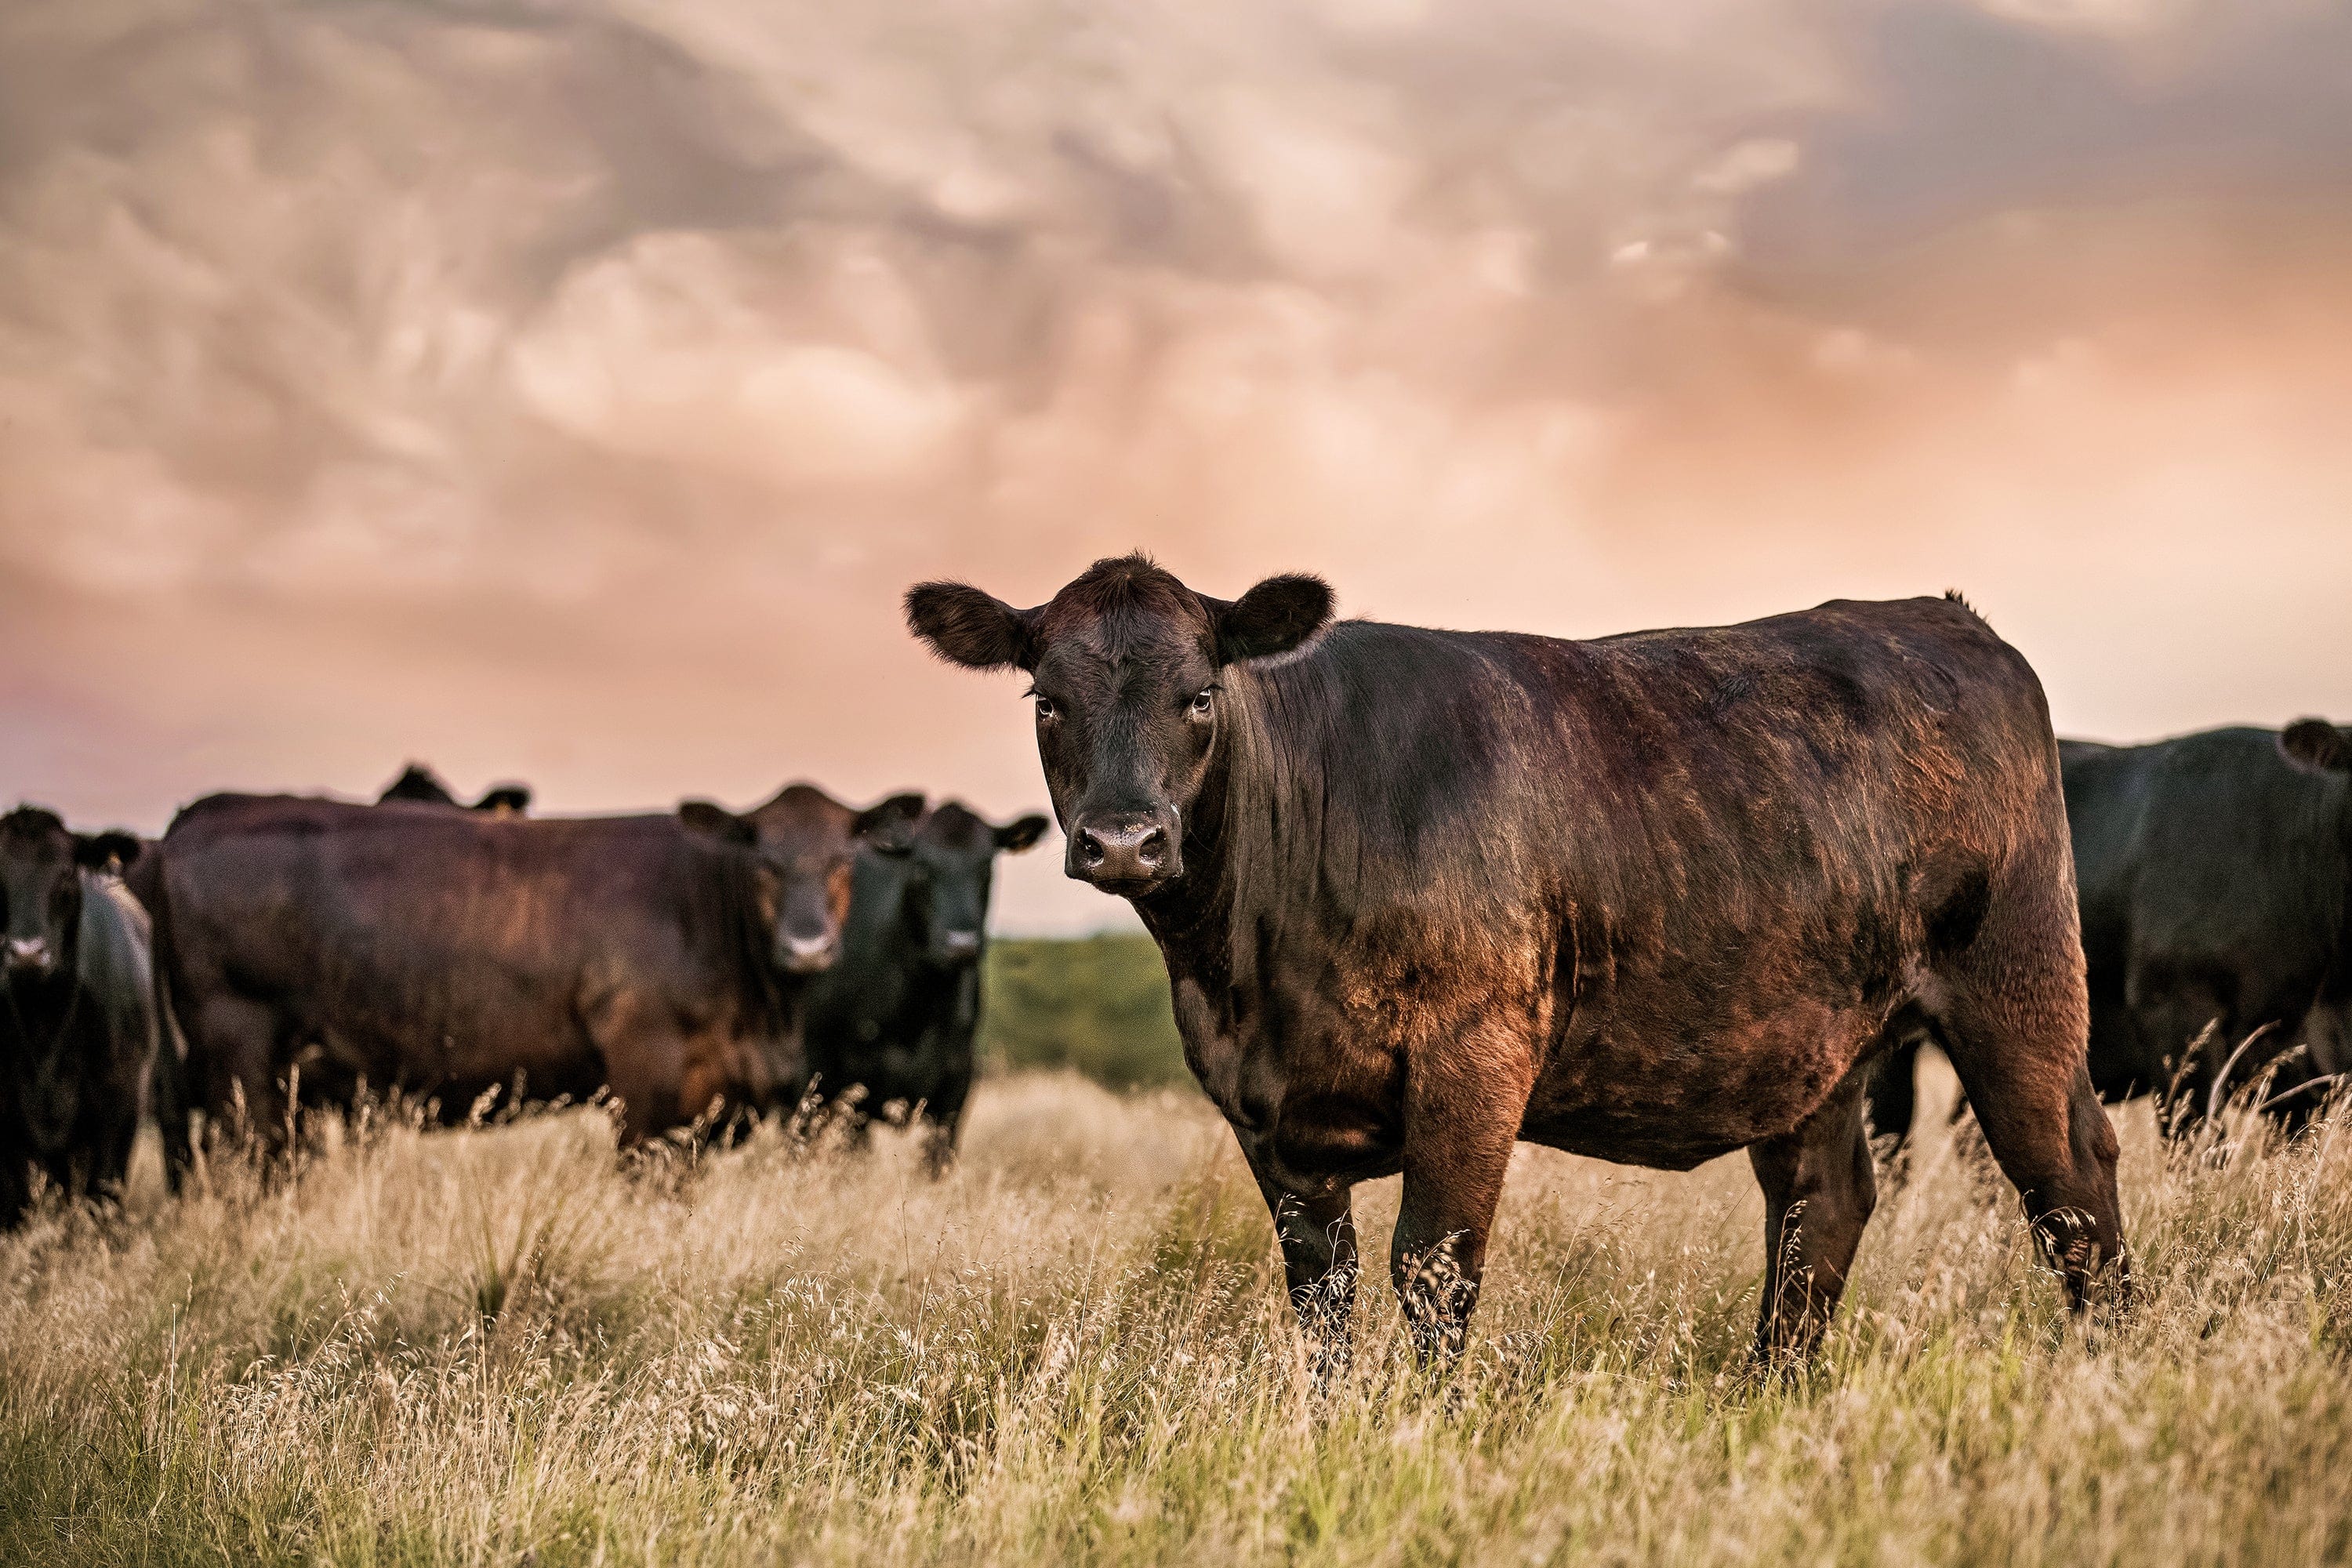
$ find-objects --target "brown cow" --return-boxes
[908,555,2129,1369]
[146,784,920,1148]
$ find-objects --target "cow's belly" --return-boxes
[287,946,601,1109]
[1519,996,1886,1167]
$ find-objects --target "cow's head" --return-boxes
[379,764,460,807]
[906,554,1331,897]
[678,785,924,973]
[883,802,1051,967]
[379,764,532,816]
[2281,718,2352,780]
[0,807,140,985]
[470,784,532,816]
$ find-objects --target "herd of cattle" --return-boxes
[6,554,2348,1370]
[0,765,1050,1221]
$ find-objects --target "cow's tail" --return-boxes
[127,844,197,1193]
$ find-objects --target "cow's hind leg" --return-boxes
[1748,1065,1877,1366]
[1933,881,2131,1316]
[190,994,289,1162]
[917,1101,967,1179]
[1864,1033,1920,1151]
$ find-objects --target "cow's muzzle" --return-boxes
[778,931,838,973]
[933,928,982,964]
[1068,811,1179,891]
[3,938,55,977]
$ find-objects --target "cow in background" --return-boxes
[1871,720,2352,1144]
[378,763,532,815]
[801,801,1049,1173]
[146,784,920,1149]
[0,807,189,1225]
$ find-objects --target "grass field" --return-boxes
[4,1053,2350,1566]
[978,935,1189,1089]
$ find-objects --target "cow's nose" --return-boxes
[938,928,982,961]
[779,931,837,973]
[4,938,53,974]
[1069,816,1177,887]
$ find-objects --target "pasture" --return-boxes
[4,1055,2348,1567]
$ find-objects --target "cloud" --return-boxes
[1,0,2348,928]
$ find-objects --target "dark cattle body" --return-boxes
[1871,721,2352,1142]
[148,785,920,1148]
[377,763,532,816]
[0,807,184,1225]
[908,555,2129,1367]
[800,801,1049,1172]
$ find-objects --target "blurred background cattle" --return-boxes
[0,807,187,1226]
[5,754,1083,1217]
[800,801,1050,1173]
[141,782,924,1151]
[1871,717,2352,1148]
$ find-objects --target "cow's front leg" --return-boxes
[1748,1065,1877,1366]
[1392,1029,1534,1368]
[1258,1178,1359,1382]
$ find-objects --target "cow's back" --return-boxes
[1226,597,2051,956]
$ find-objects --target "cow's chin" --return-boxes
[775,942,839,975]
[1083,871,1177,900]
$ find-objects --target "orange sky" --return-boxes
[4,0,2350,931]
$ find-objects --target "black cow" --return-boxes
[378,763,532,815]
[800,801,1049,1173]
[908,555,2129,1367]
[147,784,920,1149]
[1871,720,2352,1144]
[0,807,187,1225]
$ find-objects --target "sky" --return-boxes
[3,0,2349,933]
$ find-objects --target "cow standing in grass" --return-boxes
[1870,720,2352,1143]
[146,785,920,1150]
[0,808,188,1224]
[800,801,1050,1174]
[908,555,2129,1367]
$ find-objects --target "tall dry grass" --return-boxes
[3,1058,2349,1566]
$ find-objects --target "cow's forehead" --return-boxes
[748,784,855,852]
[1033,557,1214,670]
[0,808,70,866]
[1037,606,1214,688]
[920,803,993,856]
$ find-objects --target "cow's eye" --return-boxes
[1189,688,1214,717]
[1033,695,1057,722]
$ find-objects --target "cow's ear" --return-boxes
[677,800,755,845]
[855,793,926,855]
[1206,573,1333,664]
[906,582,1040,670]
[381,764,456,805]
[473,784,531,815]
[74,831,143,872]
[995,814,1051,854]
[2281,718,2352,775]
